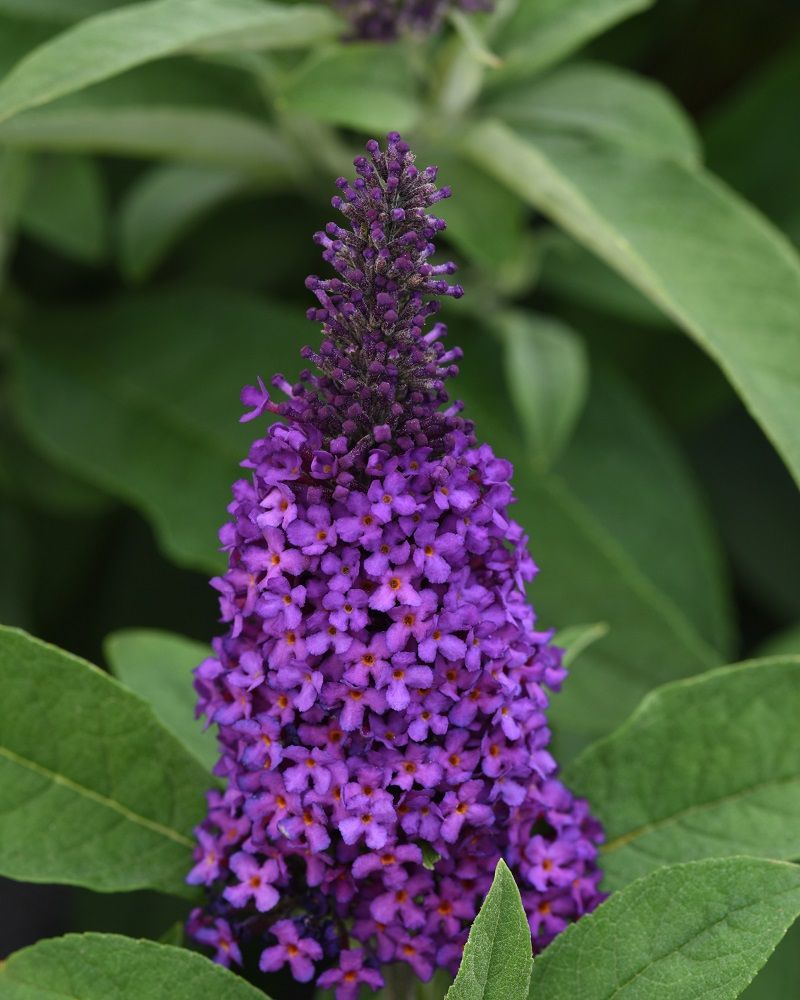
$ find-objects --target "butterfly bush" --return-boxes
[331,0,492,40]
[187,133,605,997]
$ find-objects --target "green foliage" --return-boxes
[0,0,339,124]
[529,858,800,1000]
[11,288,310,572]
[566,658,800,890]
[104,629,218,771]
[466,120,800,491]
[446,860,533,1000]
[0,626,208,896]
[0,933,270,998]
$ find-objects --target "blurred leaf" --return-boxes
[458,334,728,735]
[0,16,56,77]
[418,146,528,276]
[538,232,670,327]
[741,921,800,1000]
[486,62,699,163]
[0,148,27,280]
[0,105,302,174]
[756,625,800,659]
[693,409,800,623]
[501,311,589,470]
[491,0,653,83]
[566,658,800,890]
[280,43,420,133]
[705,38,800,243]
[11,288,311,573]
[104,628,217,771]
[19,153,107,262]
[466,122,800,490]
[529,858,800,1000]
[0,626,208,896]
[554,622,609,668]
[446,860,532,1000]
[117,163,253,282]
[0,933,270,999]
[0,0,339,124]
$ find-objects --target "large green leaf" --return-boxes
[741,921,800,1000]
[566,658,800,890]
[500,310,589,471]
[485,62,699,163]
[19,153,107,262]
[465,121,800,489]
[0,626,208,896]
[529,858,800,1000]
[446,860,532,1000]
[0,934,269,999]
[490,0,653,83]
[457,331,728,735]
[280,43,420,134]
[0,105,302,174]
[0,0,339,124]
[105,628,217,771]
[117,164,253,281]
[11,288,311,573]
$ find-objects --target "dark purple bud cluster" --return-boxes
[332,0,493,40]
[186,135,605,1000]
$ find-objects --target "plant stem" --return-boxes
[382,962,419,1000]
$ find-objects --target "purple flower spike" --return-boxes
[187,135,605,994]
[332,0,493,41]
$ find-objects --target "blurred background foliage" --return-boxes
[0,0,798,996]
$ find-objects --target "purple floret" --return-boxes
[187,133,605,997]
[332,0,493,40]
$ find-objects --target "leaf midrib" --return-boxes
[603,772,800,857]
[0,742,193,848]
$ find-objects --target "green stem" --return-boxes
[382,962,420,1000]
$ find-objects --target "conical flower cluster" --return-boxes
[187,133,605,998]
[332,0,492,40]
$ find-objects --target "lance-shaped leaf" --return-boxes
[566,658,800,890]
[0,933,270,999]
[0,626,209,896]
[529,858,800,1000]
[11,288,311,573]
[446,860,533,1000]
[465,118,800,489]
[105,628,217,772]
[0,0,340,124]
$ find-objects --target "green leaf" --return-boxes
[465,120,800,490]
[0,933,269,999]
[490,0,653,83]
[0,0,339,124]
[538,232,670,328]
[19,153,107,262]
[117,164,252,282]
[280,43,420,134]
[11,288,311,573]
[0,626,208,896]
[486,62,700,163]
[554,622,610,668]
[566,657,800,890]
[457,334,729,735]
[104,629,217,772]
[0,105,302,175]
[0,148,28,280]
[529,858,800,1000]
[446,859,532,1000]
[500,311,589,470]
